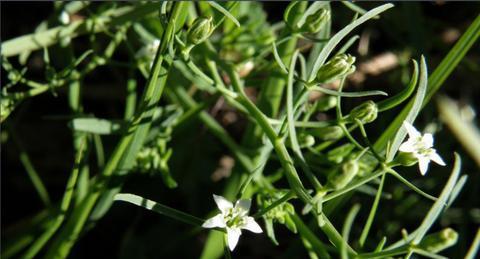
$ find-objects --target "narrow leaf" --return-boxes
[377,59,418,112]
[208,1,240,27]
[385,56,427,162]
[308,3,394,81]
[70,117,124,135]
[115,193,205,227]
[412,153,461,244]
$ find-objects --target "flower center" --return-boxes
[224,208,246,228]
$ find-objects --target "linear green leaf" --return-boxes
[310,85,387,97]
[308,3,394,81]
[208,1,240,27]
[385,56,428,162]
[412,153,461,244]
[377,60,419,112]
[465,229,480,259]
[114,193,204,226]
[70,118,124,135]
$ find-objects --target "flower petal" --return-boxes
[242,217,263,233]
[429,151,446,166]
[235,199,251,214]
[202,213,226,229]
[399,140,415,153]
[227,227,242,251]
[418,157,430,175]
[422,133,434,148]
[403,121,421,138]
[213,194,233,212]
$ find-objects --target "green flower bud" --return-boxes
[418,228,458,253]
[135,136,177,188]
[257,191,296,233]
[299,133,315,148]
[310,126,343,141]
[316,54,356,83]
[315,96,337,112]
[327,143,355,163]
[1,96,18,123]
[301,8,330,33]
[348,101,378,124]
[286,133,315,148]
[392,151,418,167]
[187,16,214,45]
[327,160,359,190]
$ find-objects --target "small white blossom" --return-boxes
[202,194,262,251]
[399,121,446,175]
[135,39,160,59]
[59,11,70,25]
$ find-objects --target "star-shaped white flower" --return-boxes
[399,121,446,175]
[202,194,262,251]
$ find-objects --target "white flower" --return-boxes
[399,121,446,175]
[135,39,161,59]
[59,11,70,25]
[202,194,262,251]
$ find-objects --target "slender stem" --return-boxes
[22,137,87,259]
[225,65,312,204]
[358,173,385,247]
[8,124,51,207]
[291,214,331,259]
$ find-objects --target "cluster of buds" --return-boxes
[316,54,356,83]
[135,133,177,188]
[257,191,297,245]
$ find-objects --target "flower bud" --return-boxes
[258,192,296,233]
[1,97,18,123]
[315,96,337,112]
[299,133,315,148]
[418,228,458,253]
[301,8,330,34]
[327,143,355,163]
[327,160,359,190]
[187,16,214,45]
[392,151,418,167]
[348,101,378,124]
[310,126,343,141]
[316,54,356,83]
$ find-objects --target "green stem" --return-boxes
[1,3,161,57]
[169,86,254,171]
[225,65,312,204]
[358,173,385,247]
[291,214,331,259]
[22,137,87,259]
[8,124,51,207]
